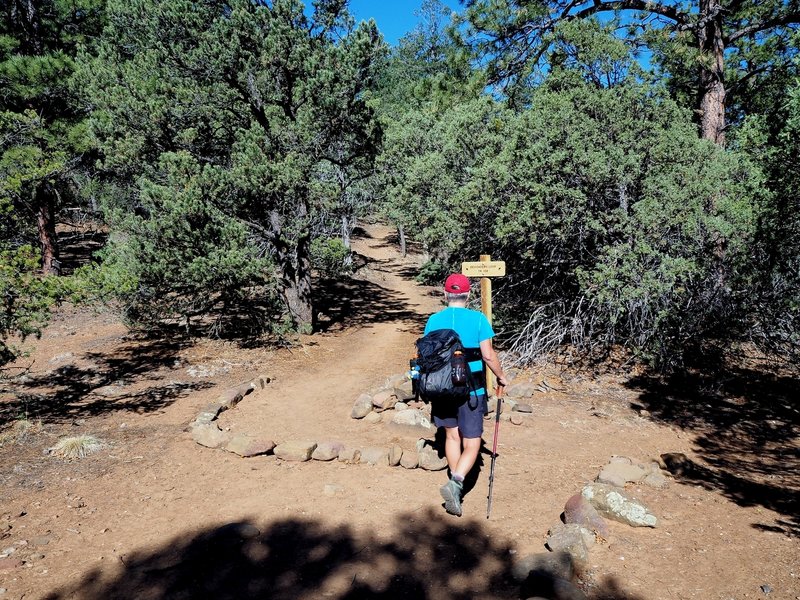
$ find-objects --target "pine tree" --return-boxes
[81,0,383,331]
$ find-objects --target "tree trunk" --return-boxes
[397,224,407,257]
[698,0,726,146]
[36,188,60,275]
[271,208,314,332]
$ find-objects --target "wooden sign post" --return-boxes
[462,255,505,395]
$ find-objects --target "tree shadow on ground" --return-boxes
[43,512,643,600]
[314,274,423,333]
[625,365,800,536]
[1,337,212,424]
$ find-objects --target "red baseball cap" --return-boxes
[444,273,471,293]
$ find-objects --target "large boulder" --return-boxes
[581,483,658,527]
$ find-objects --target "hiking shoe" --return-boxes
[440,479,463,516]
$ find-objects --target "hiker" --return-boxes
[424,273,508,516]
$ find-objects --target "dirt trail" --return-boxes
[1,224,798,600]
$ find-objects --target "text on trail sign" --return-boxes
[461,260,506,277]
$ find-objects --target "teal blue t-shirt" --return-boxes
[424,307,495,396]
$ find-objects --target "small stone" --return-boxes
[372,390,398,410]
[0,558,23,571]
[760,584,772,595]
[564,493,609,538]
[225,434,276,457]
[394,402,409,411]
[511,551,575,582]
[273,440,317,462]
[512,403,533,413]
[418,447,447,471]
[545,523,591,564]
[506,382,538,398]
[387,409,435,437]
[338,447,361,464]
[194,402,224,425]
[400,452,419,469]
[312,441,345,461]
[360,447,389,465]
[323,484,344,496]
[28,553,45,561]
[388,444,403,467]
[190,423,231,449]
[510,414,524,426]
[217,383,254,409]
[31,536,53,547]
[94,385,123,397]
[643,471,670,489]
[393,379,415,401]
[49,352,73,364]
[350,394,372,419]
[596,461,648,487]
[364,412,383,424]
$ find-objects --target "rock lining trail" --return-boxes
[1,223,797,600]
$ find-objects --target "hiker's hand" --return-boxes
[495,377,507,397]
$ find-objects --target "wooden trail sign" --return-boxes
[462,260,506,277]
[462,255,505,394]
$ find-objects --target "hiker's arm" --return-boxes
[479,339,508,387]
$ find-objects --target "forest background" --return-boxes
[1,0,798,374]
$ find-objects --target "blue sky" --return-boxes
[348,0,463,46]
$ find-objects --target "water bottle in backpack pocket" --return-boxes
[451,350,467,386]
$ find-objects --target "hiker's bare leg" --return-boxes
[454,436,481,478]
[444,426,462,472]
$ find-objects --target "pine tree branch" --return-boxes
[726,10,800,44]
[571,0,687,27]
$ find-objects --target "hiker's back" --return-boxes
[424,306,491,349]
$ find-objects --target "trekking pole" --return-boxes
[486,388,503,519]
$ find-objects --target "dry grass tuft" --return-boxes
[49,435,104,459]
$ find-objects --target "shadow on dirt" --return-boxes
[626,366,800,536]
[314,274,424,333]
[43,512,643,600]
[2,337,211,424]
